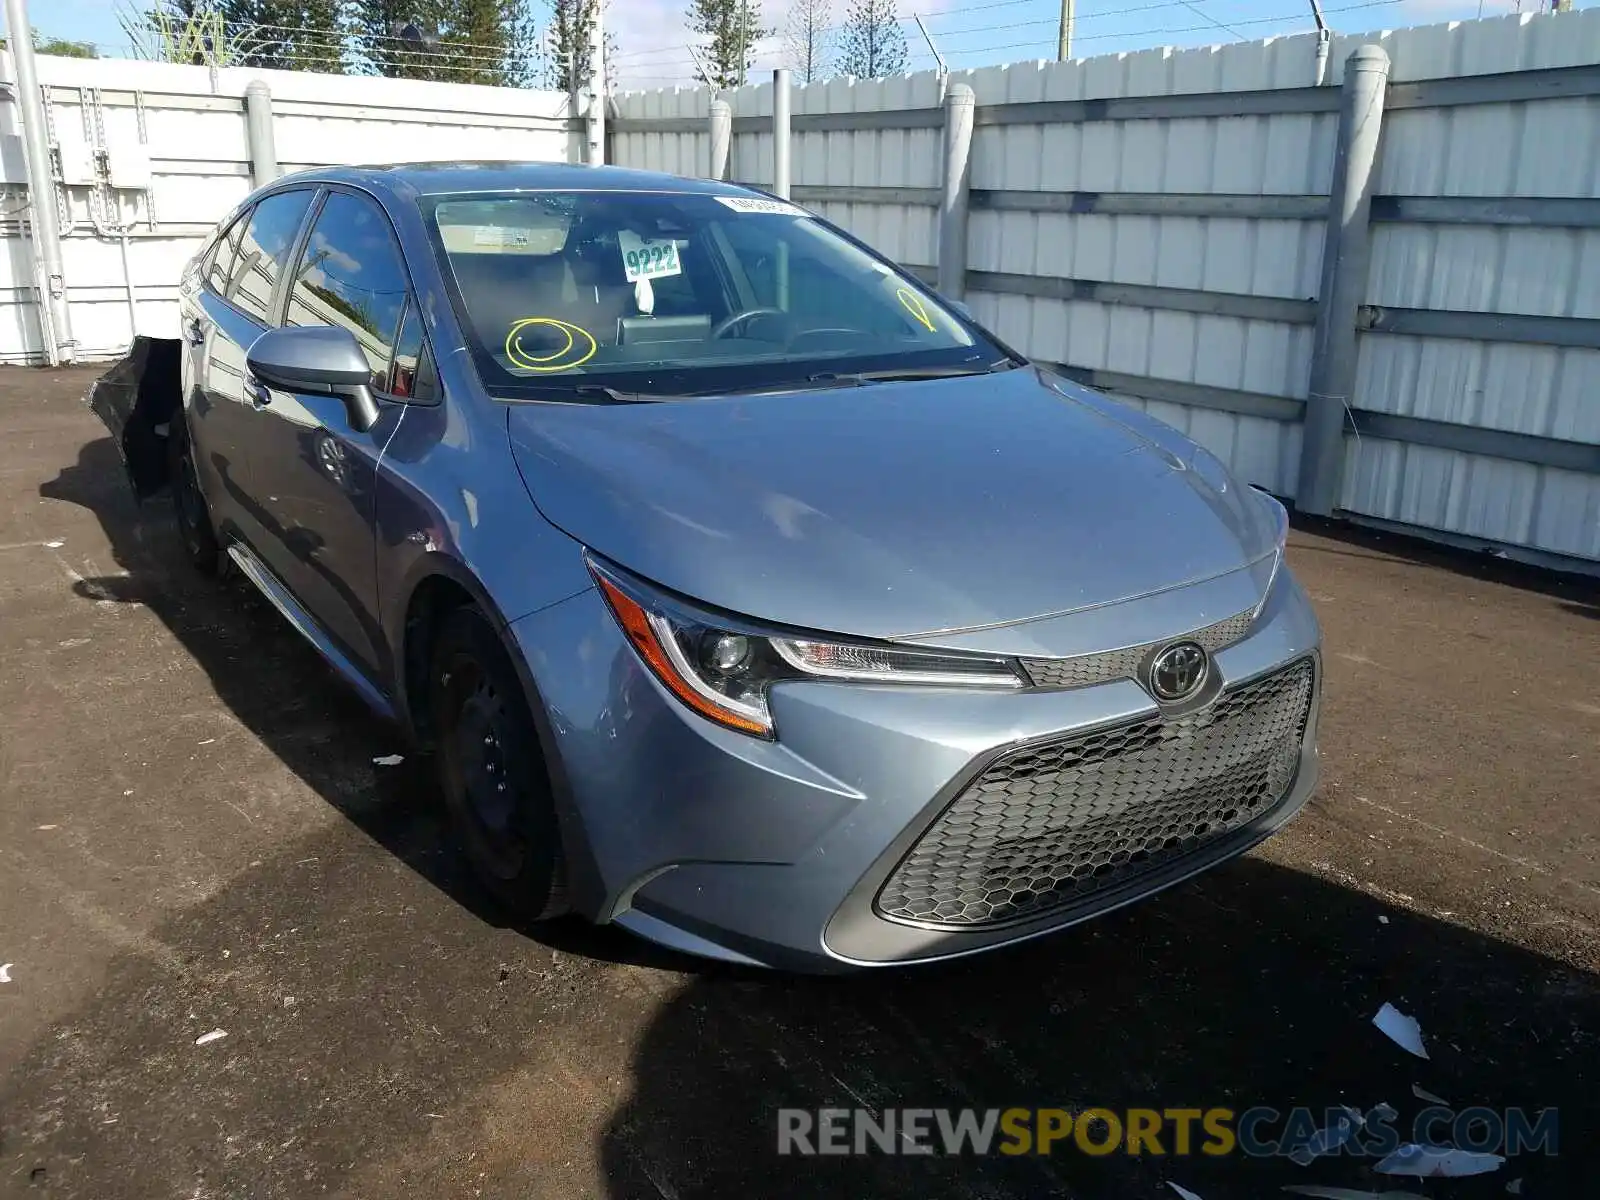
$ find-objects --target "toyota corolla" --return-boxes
[91,162,1322,971]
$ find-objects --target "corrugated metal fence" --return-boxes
[611,11,1600,569]
[0,54,575,363]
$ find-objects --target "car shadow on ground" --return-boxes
[6,437,1596,1199]
[596,861,1599,1200]
[34,434,684,973]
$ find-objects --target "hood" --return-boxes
[506,367,1281,646]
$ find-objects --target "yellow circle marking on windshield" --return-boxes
[505,317,598,372]
[896,288,937,333]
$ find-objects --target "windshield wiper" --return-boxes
[806,359,1018,386]
[572,384,664,404]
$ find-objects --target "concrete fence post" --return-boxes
[938,82,975,302]
[5,0,75,364]
[772,68,791,199]
[709,99,732,181]
[244,82,278,189]
[1299,45,1390,516]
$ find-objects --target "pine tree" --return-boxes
[347,0,453,80]
[542,0,617,94]
[228,1,344,72]
[783,0,830,84]
[348,0,542,84]
[685,0,769,90]
[835,0,905,80]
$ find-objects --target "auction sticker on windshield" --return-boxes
[715,196,805,217]
[618,229,683,281]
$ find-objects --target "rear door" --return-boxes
[245,187,433,677]
[188,188,316,546]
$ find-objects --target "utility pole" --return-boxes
[1056,0,1075,61]
[585,0,605,165]
[738,0,749,87]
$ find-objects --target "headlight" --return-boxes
[588,557,1025,738]
[1250,485,1290,621]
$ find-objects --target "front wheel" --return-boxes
[431,607,569,921]
[167,414,220,576]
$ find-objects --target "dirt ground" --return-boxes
[0,364,1595,1200]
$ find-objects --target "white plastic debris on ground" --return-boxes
[1283,1187,1430,1200]
[1411,1083,1450,1105]
[1375,1144,1505,1177]
[0,963,12,984]
[1289,1106,1366,1166]
[373,754,405,767]
[1372,1002,1429,1059]
[193,1029,228,1046]
[1167,1182,1205,1200]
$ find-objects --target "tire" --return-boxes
[168,414,221,576]
[430,606,569,921]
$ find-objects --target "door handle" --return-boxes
[246,377,272,408]
[185,318,206,346]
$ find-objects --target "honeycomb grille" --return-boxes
[876,659,1315,929]
[1021,608,1257,691]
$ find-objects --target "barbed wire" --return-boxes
[44,0,1428,88]
[615,0,1410,79]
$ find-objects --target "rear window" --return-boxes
[425,190,995,399]
[205,211,246,297]
[230,189,315,324]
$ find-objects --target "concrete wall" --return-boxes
[0,53,574,363]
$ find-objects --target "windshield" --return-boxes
[423,190,1007,398]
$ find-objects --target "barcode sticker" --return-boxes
[714,196,805,217]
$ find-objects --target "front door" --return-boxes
[184,190,314,545]
[244,188,420,679]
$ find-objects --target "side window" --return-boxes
[205,210,247,296]
[388,303,438,403]
[231,190,314,324]
[286,191,410,391]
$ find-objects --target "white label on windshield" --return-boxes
[714,196,805,217]
[618,229,683,281]
[472,225,532,248]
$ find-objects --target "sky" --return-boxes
[13,0,1593,90]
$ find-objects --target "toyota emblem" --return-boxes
[1149,641,1208,701]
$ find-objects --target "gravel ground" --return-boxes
[0,365,1595,1199]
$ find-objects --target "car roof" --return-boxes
[271,160,760,201]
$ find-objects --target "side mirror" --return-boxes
[247,326,382,433]
[947,299,974,320]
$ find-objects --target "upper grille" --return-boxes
[876,659,1314,929]
[1021,608,1257,691]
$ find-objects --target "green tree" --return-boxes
[34,35,101,58]
[227,1,344,72]
[542,0,615,93]
[783,0,829,84]
[349,0,540,85]
[835,0,905,79]
[116,1,341,70]
[685,0,768,90]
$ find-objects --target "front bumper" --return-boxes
[508,567,1322,972]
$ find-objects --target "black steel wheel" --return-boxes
[431,606,568,920]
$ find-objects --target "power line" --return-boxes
[611,0,1411,85]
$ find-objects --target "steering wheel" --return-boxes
[711,307,787,339]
